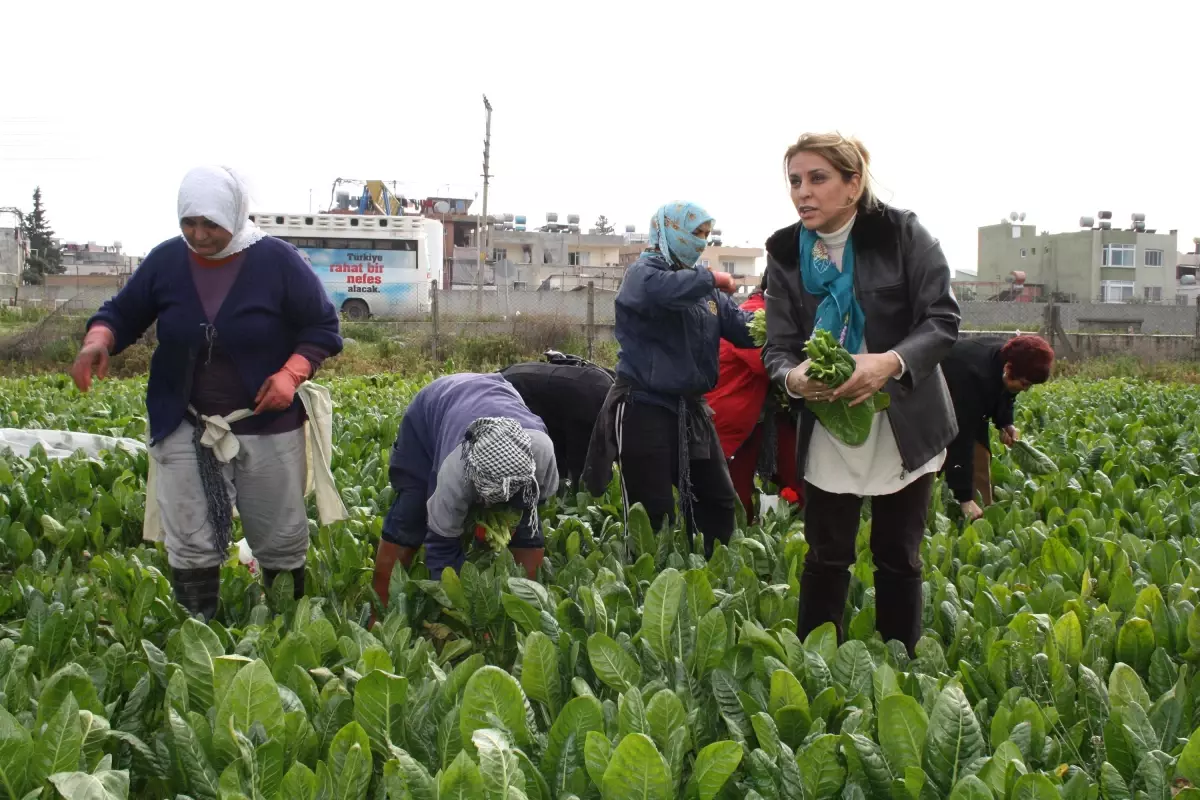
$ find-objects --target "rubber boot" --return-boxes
[874,572,924,659]
[263,566,306,600]
[796,566,851,644]
[372,541,417,614]
[510,547,545,580]
[171,566,221,622]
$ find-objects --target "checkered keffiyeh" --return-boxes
[462,417,539,506]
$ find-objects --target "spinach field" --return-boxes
[2,374,1200,800]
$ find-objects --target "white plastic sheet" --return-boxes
[0,428,145,460]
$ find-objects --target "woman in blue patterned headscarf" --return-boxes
[581,202,756,558]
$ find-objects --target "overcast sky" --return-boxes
[2,0,1198,277]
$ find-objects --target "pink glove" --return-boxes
[254,354,312,414]
[712,271,736,295]
[71,326,116,392]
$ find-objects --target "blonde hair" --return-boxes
[783,132,880,212]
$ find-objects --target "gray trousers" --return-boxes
[151,421,309,570]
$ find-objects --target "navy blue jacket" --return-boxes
[614,252,756,400]
[89,236,343,444]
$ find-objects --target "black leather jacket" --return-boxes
[761,204,961,484]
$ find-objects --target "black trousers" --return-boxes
[797,473,933,657]
[618,400,736,557]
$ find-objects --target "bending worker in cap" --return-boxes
[371,372,559,606]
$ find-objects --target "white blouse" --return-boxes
[789,216,945,497]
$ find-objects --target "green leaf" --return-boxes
[830,641,874,699]
[691,609,727,680]
[768,669,809,716]
[587,633,641,693]
[352,669,408,760]
[1099,761,1132,800]
[842,733,894,798]
[948,775,994,800]
[520,632,562,717]
[1115,618,1155,674]
[922,682,986,796]
[36,664,104,727]
[1009,772,1060,799]
[47,765,129,800]
[542,696,604,789]
[1108,663,1151,712]
[1053,611,1084,664]
[167,708,219,800]
[34,691,82,788]
[804,622,839,666]
[439,749,486,800]
[471,729,523,800]
[213,659,285,766]
[584,731,613,789]
[878,693,929,774]
[179,618,224,714]
[327,721,373,800]
[0,706,32,800]
[383,748,437,800]
[642,569,684,664]
[644,690,687,754]
[690,741,742,800]
[601,733,672,800]
[1177,726,1200,785]
[280,762,316,800]
[460,666,531,750]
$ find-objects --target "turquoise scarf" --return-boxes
[798,225,865,355]
[646,202,713,269]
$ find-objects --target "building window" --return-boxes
[721,260,736,272]
[567,251,589,266]
[1102,244,1136,267]
[1020,248,1027,257]
[1031,247,1037,255]
[1101,280,1135,303]
[1143,286,1162,302]
[697,259,710,269]
[1178,294,1190,306]
[512,281,528,290]
[1145,249,1163,267]
[492,248,507,262]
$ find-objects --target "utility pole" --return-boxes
[477,94,493,314]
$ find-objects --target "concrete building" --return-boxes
[1176,241,1200,307]
[976,214,1178,305]
[58,241,141,276]
[0,227,25,295]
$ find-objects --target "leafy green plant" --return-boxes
[804,328,891,446]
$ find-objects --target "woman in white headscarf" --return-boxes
[70,165,343,620]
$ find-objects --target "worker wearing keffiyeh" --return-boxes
[372,373,559,607]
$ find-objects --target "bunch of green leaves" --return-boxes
[466,505,524,551]
[748,309,767,348]
[803,328,891,446]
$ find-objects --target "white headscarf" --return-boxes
[177,165,265,259]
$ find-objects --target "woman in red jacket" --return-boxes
[705,273,803,520]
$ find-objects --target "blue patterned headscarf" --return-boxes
[799,226,865,356]
[646,202,713,269]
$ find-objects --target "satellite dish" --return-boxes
[1018,212,1026,222]
[433,201,450,214]
[1009,212,1018,222]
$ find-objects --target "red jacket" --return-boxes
[705,291,768,458]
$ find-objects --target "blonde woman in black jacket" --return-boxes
[762,133,961,657]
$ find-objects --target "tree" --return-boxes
[20,187,64,285]
[594,215,615,235]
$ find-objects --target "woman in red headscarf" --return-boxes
[705,272,803,520]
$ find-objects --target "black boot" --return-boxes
[874,572,924,658]
[171,566,221,622]
[797,566,851,644]
[263,566,306,600]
